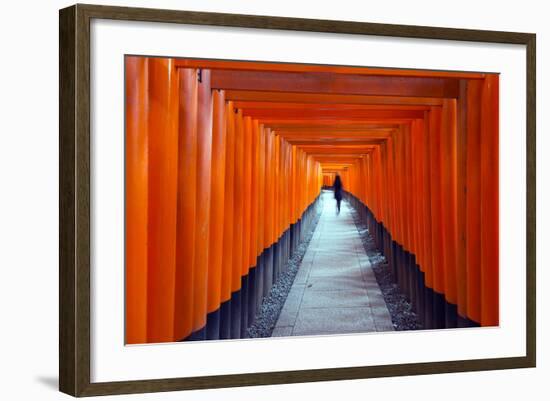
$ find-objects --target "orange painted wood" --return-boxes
[428,107,445,294]
[292,141,382,147]
[146,58,179,343]
[480,75,499,326]
[465,80,483,323]
[456,81,469,319]
[125,56,149,344]
[268,125,397,132]
[280,141,287,233]
[211,70,460,98]
[242,117,252,275]
[386,136,398,246]
[296,150,303,216]
[243,109,425,120]
[242,116,253,273]
[415,119,427,271]
[268,132,279,244]
[402,124,412,253]
[174,58,485,79]
[274,135,281,241]
[207,89,227,314]
[173,68,198,341]
[257,118,416,126]
[422,111,434,288]
[193,69,213,332]
[263,129,273,249]
[381,143,390,225]
[440,99,459,305]
[249,120,260,264]
[237,102,430,111]
[410,120,420,262]
[287,142,292,228]
[222,101,236,301]
[377,148,383,220]
[233,109,245,284]
[291,146,298,223]
[226,91,446,106]
[257,125,266,253]
[394,129,405,247]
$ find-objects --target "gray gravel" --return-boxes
[349,205,423,331]
[247,207,322,338]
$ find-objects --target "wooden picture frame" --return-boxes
[59,3,536,397]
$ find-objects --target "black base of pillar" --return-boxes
[457,314,480,328]
[187,325,206,341]
[205,309,220,340]
[424,287,435,329]
[219,299,231,340]
[255,254,264,312]
[445,302,458,329]
[264,245,273,297]
[230,290,241,339]
[240,275,249,336]
[433,291,446,329]
[272,241,279,284]
[247,265,257,325]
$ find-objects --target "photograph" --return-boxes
[0,0,542,398]
[124,56,499,345]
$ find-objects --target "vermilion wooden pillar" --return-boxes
[220,101,236,339]
[294,146,299,217]
[242,116,253,275]
[480,75,499,326]
[173,68,198,341]
[428,106,446,327]
[146,58,179,343]
[231,108,244,338]
[191,69,213,339]
[440,98,458,327]
[456,80,469,323]
[125,56,149,345]
[465,80,483,324]
[274,135,280,245]
[250,120,260,269]
[240,116,252,331]
[422,113,434,294]
[386,136,397,250]
[248,119,260,322]
[257,125,266,256]
[206,89,227,339]
[412,119,426,279]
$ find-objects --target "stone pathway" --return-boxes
[273,190,394,337]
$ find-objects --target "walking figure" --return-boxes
[333,174,343,214]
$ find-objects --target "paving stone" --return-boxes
[301,288,370,308]
[274,191,393,336]
[307,266,363,279]
[293,267,311,284]
[373,320,395,332]
[371,306,395,332]
[292,307,377,335]
[283,287,305,310]
[275,306,299,327]
[272,326,294,337]
[305,276,366,291]
[368,294,388,309]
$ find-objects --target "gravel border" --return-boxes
[247,203,322,338]
[349,204,423,331]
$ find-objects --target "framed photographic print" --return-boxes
[59,3,536,397]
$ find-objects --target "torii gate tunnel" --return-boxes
[125,56,498,344]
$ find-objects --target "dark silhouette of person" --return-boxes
[333,174,343,214]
